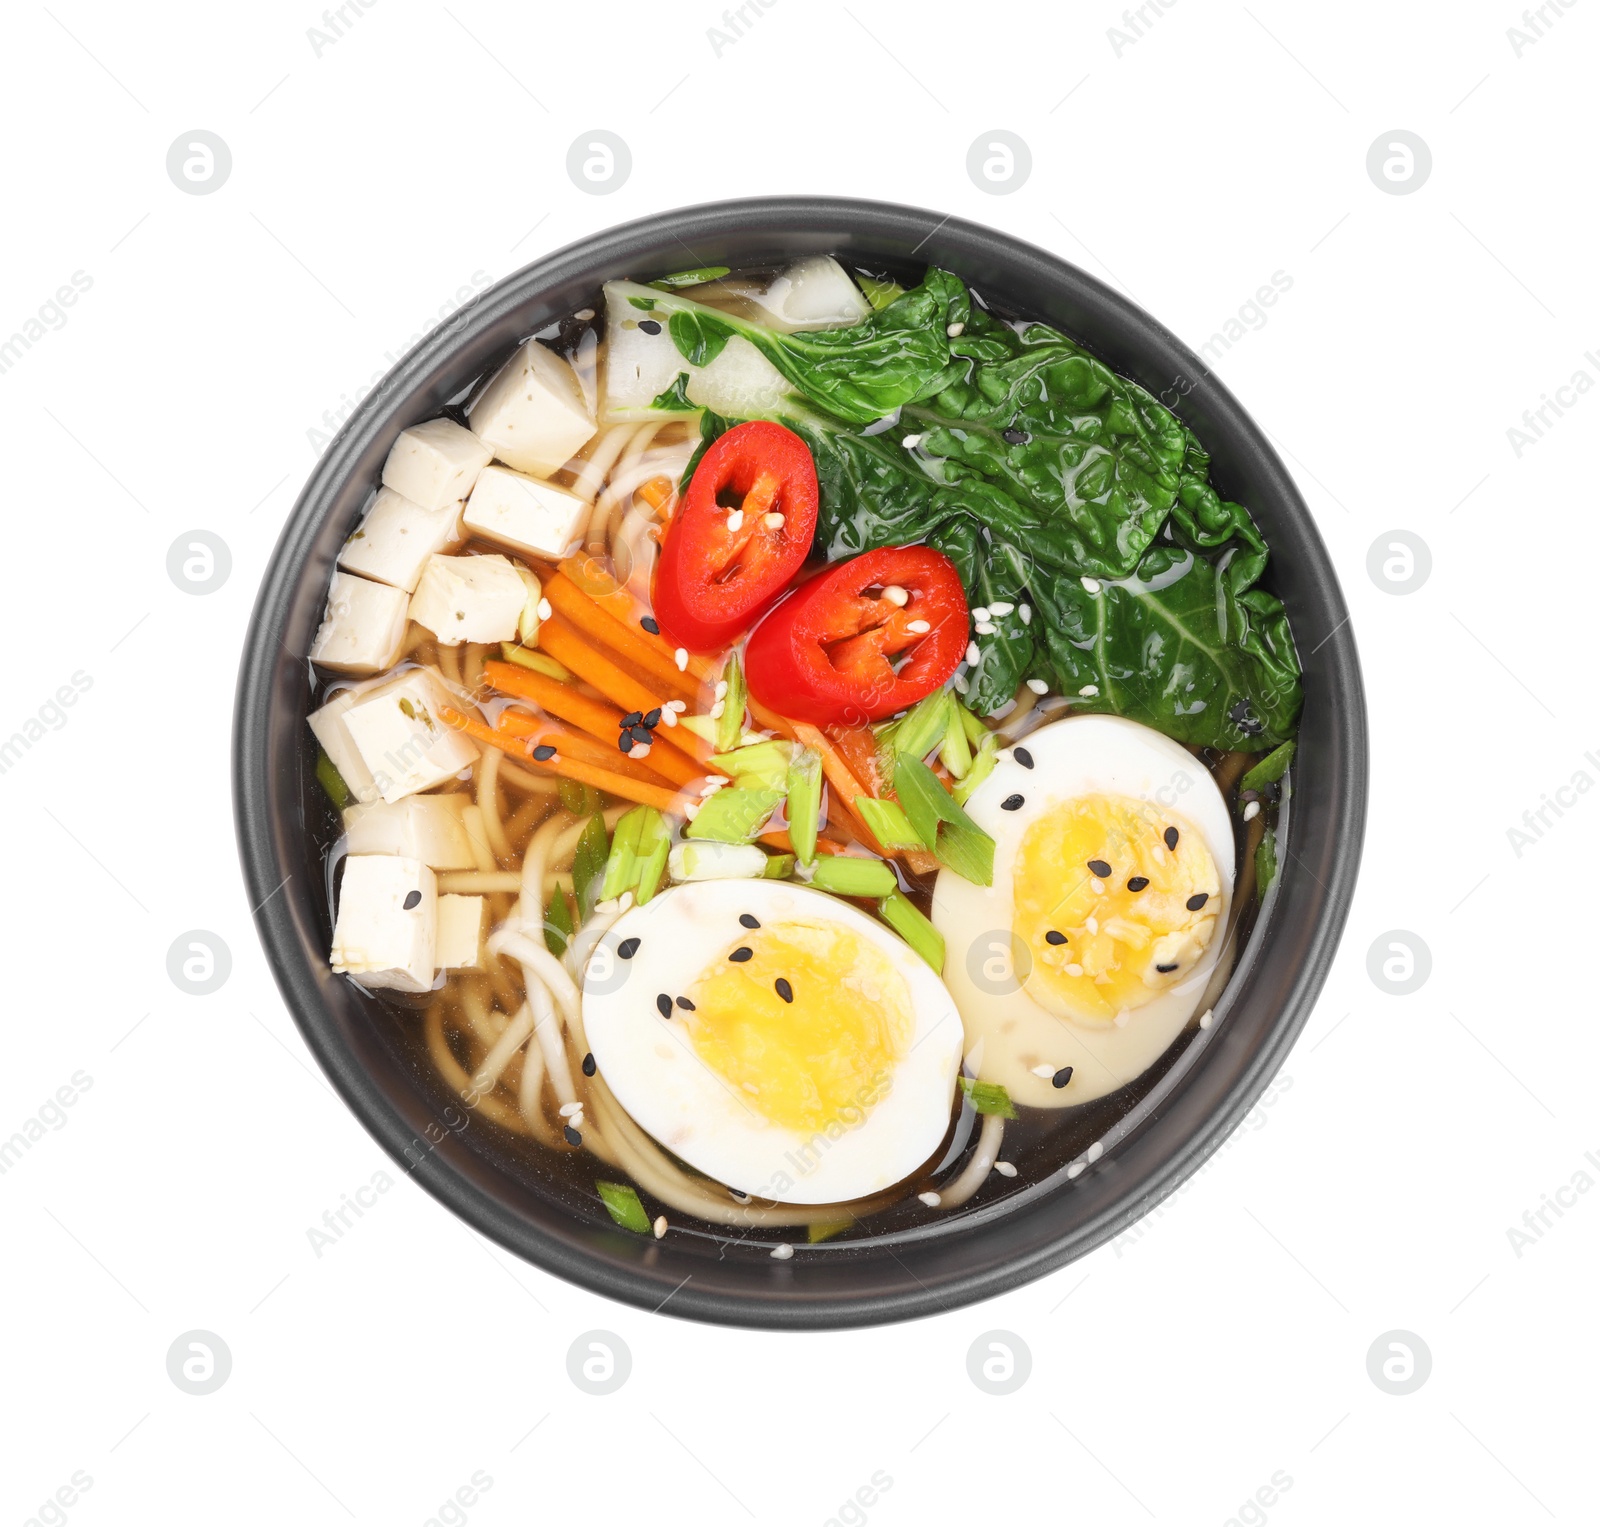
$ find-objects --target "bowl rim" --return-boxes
[234,195,1367,1329]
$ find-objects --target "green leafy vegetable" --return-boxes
[1240,740,1296,793]
[785,747,823,866]
[684,787,782,843]
[315,750,351,810]
[596,1180,652,1233]
[649,265,731,290]
[649,372,695,413]
[806,855,898,898]
[959,1077,1018,1119]
[854,796,924,851]
[627,295,658,311]
[878,890,945,971]
[544,887,574,956]
[572,813,610,920]
[889,757,995,886]
[1256,827,1278,902]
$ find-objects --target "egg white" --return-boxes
[582,880,963,1204]
[932,714,1235,1111]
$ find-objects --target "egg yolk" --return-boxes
[685,920,913,1136]
[1012,794,1221,1026]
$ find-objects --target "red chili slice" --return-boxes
[651,421,819,652]
[744,545,969,725]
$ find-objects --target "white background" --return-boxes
[1,2,1594,1523]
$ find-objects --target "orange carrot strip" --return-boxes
[544,570,699,702]
[440,707,685,815]
[493,712,675,787]
[636,476,673,512]
[482,661,704,790]
[559,554,720,684]
[536,614,721,774]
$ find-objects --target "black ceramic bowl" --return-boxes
[234,196,1366,1329]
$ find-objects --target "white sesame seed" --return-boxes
[1086,1141,1103,1163]
[994,1161,1018,1178]
[975,621,996,636]
[882,584,909,606]
[764,512,784,529]
[653,1215,667,1239]
[618,890,634,911]
[684,801,700,820]
[661,709,677,726]
[1090,879,1105,896]
[559,1101,583,1117]
[966,641,980,665]
[1026,678,1049,695]
[714,680,728,700]
[1079,684,1100,697]
[906,618,931,634]
[699,778,725,796]
[629,743,650,759]
[709,700,725,719]
[1067,1161,1085,1179]
[901,433,923,449]
[918,1191,942,1208]
[575,308,595,321]
[971,605,990,621]
[1243,800,1261,821]
[953,674,968,694]
[675,648,688,671]
[1019,604,1032,625]
[946,321,965,337]
[726,509,744,533]
[987,601,1014,616]
[1085,916,1098,934]
[1080,577,1101,594]
[1065,963,1084,977]
[1198,1008,1214,1030]
[538,598,553,620]
[770,1242,794,1260]
[1030,1063,1055,1078]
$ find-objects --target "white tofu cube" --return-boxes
[336,487,465,592]
[308,572,410,675]
[331,855,438,992]
[436,894,486,971]
[308,687,382,805]
[381,417,492,511]
[343,669,478,803]
[463,466,588,561]
[408,553,526,646]
[468,338,596,477]
[342,792,479,869]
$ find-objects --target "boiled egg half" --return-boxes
[582,879,963,1204]
[932,715,1234,1110]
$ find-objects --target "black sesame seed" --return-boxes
[1014,746,1034,770]
[1156,962,1179,973]
[1044,930,1068,946]
[1051,1065,1074,1089]
[582,1052,596,1077]
[1126,876,1150,892]
[403,889,422,910]
[638,319,662,335]
[563,1124,583,1146]
[739,913,760,929]
[774,977,794,1003]
[617,733,634,752]
[676,995,696,1011]
[618,937,640,959]
[640,616,661,635]
[629,725,654,746]
[620,710,643,728]
[1163,826,1179,850]
[1087,859,1111,878]
[656,993,673,1018]
[532,744,556,761]
[729,946,753,963]
[1001,793,1025,811]
[1002,426,1030,445]
[1186,892,1210,911]
[642,707,661,728]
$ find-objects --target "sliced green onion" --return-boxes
[499,642,572,682]
[315,750,352,809]
[940,704,973,780]
[807,855,898,898]
[878,889,945,972]
[709,737,791,790]
[633,809,671,904]
[668,840,769,881]
[953,732,999,806]
[762,852,796,878]
[892,757,995,886]
[808,1219,852,1243]
[596,1180,652,1233]
[854,795,925,851]
[676,713,718,743]
[857,274,904,312]
[1256,827,1278,902]
[1240,740,1295,794]
[544,887,574,956]
[876,690,951,773]
[785,747,823,866]
[599,806,646,902]
[959,1077,1018,1119]
[715,652,747,754]
[514,567,543,643]
[649,265,732,290]
[572,813,610,920]
[684,787,782,843]
[957,702,988,748]
[558,778,587,815]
